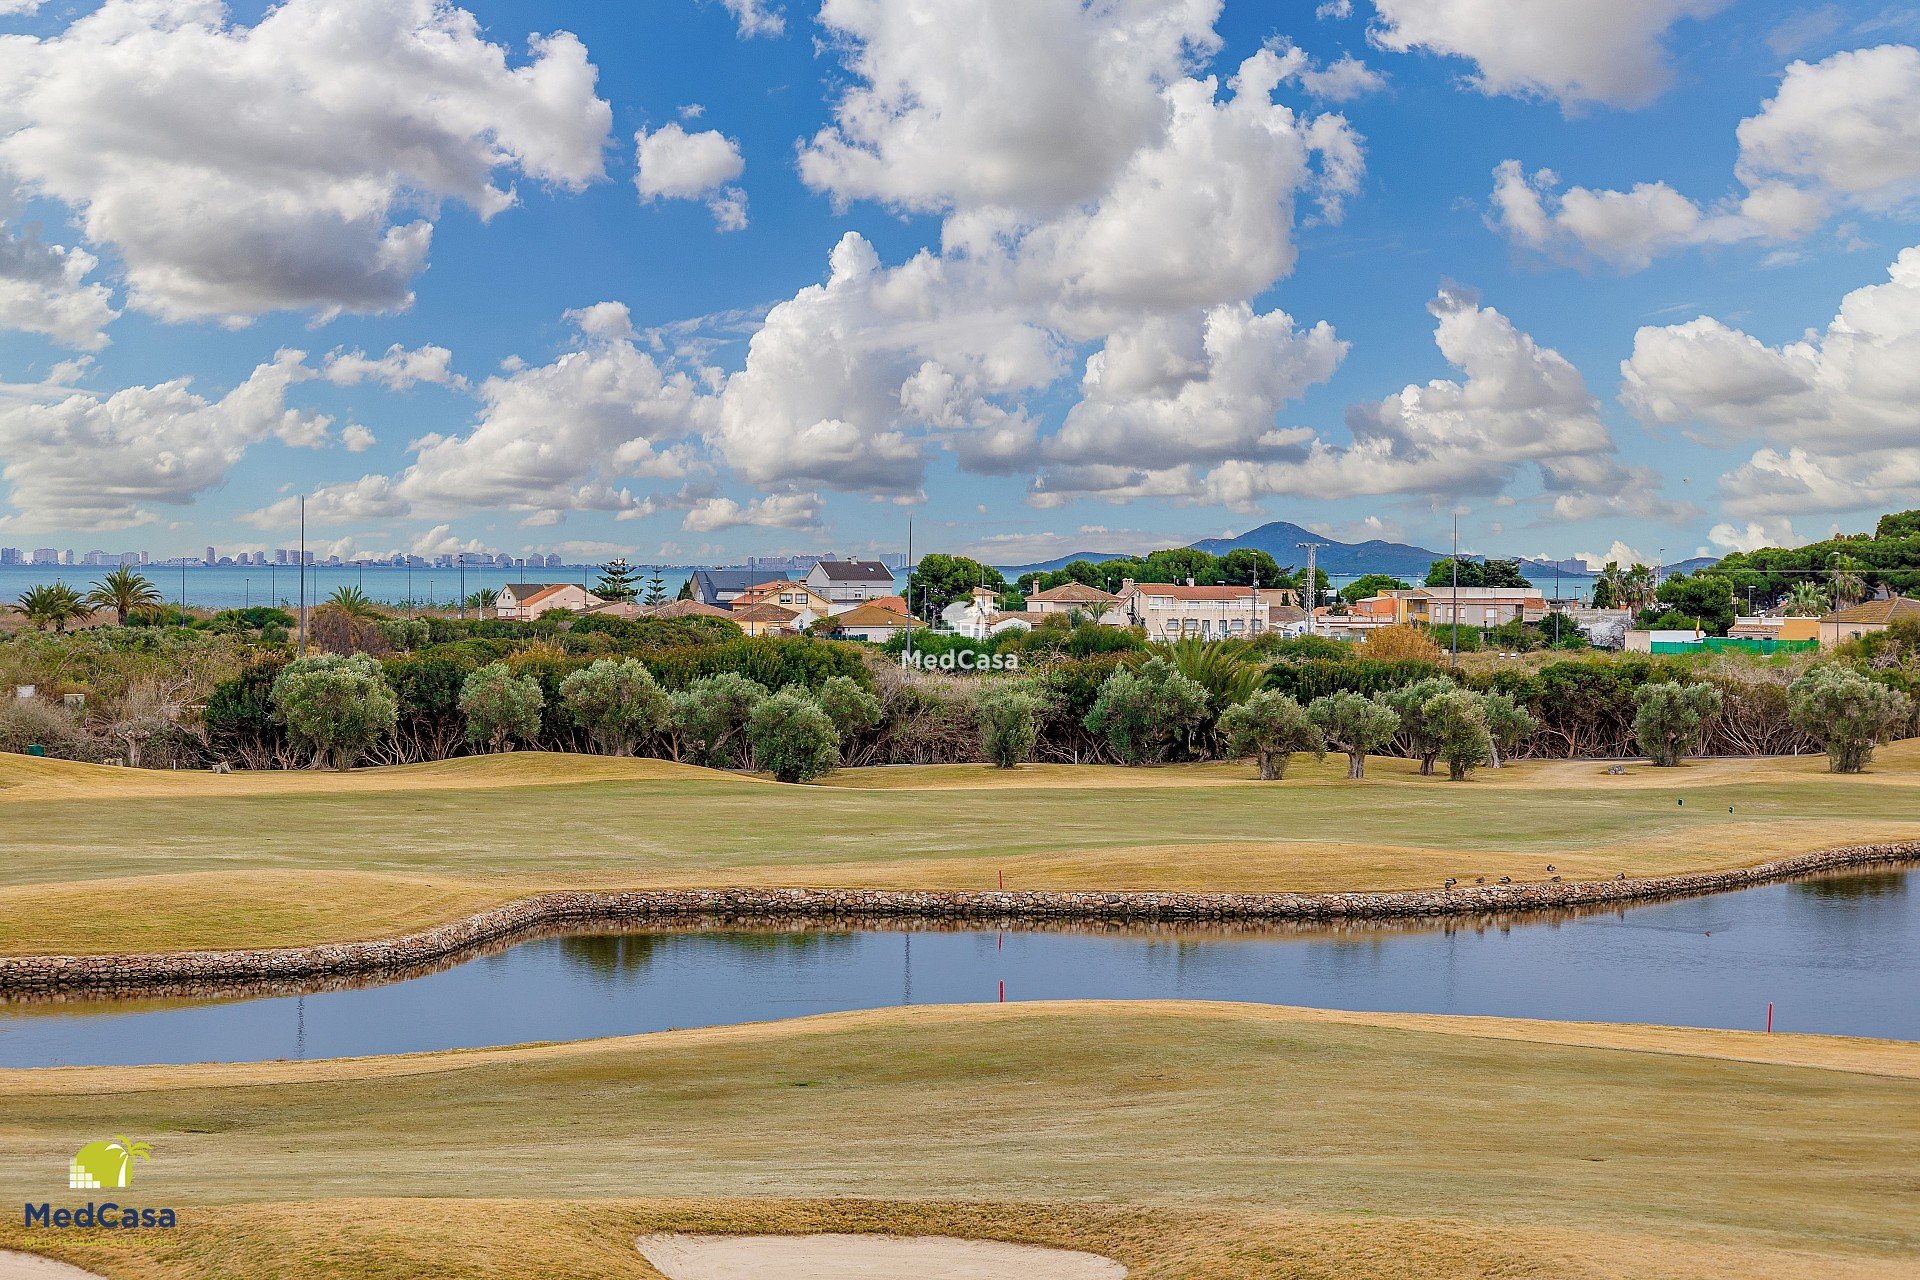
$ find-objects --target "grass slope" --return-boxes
[0,1003,1915,1279]
[3,747,1920,955]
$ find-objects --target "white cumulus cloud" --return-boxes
[0,349,330,530]
[635,122,748,231]
[0,0,612,323]
[1622,243,1920,518]
[681,492,823,532]
[1369,0,1730,110]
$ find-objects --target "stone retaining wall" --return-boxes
[3,842,1915,996]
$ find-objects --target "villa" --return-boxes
[689,568,775,608]
[494,582,602,620]
[830,600,924,643]
[731,602,803,636]
[1022,581,1121,616]
[1818,595,1920,646]
[1105,579,1303,642]
[805,559,897,606]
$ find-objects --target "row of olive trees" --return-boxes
[268,653,886,782]
[1628,666,1909,773]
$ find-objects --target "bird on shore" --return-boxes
[1551,876,1562,883]
[1616,872,1626,880]
[1546,864,1556,872]
[1475,877,1485,885]
[1444,878,1457,889]
[1498,876,1512,884]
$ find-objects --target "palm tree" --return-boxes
[1783,581,1830,616]
[323,585,383,620]
[1164,637,1265,708]
[107,1136,152,1187]
[11,582,90,632]
[84,566,164,626]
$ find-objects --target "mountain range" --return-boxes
[999,521,1720,581]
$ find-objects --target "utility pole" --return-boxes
[1297,542,1324,635]
[1450,514,1459,668]
[297,495,307,657]
[458,553,467,621]
[903,516,915,668]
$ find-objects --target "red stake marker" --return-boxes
[1766,1002,1774,1033]
[998,980,1005,1003]
[998,869,1004,891]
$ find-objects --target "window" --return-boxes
[1149,596,1173,608]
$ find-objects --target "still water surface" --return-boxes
[1,869,1911,1067]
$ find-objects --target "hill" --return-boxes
[1188,521,1446,575]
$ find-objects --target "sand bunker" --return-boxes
[0,1254,107,1280]
[637,1233,1127,1279]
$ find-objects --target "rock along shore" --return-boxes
[3,842,1915,996]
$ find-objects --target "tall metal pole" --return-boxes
[1450,514,1459,668]
[297,495,307,657]
[1297,542,1325,635]
[902,517,914,665]
[458,553,466,621]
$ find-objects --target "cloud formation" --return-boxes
[1622,244,1920,517]
[635,123,748,230]
[1369,0,1729,110]
[1489,45,1920,269]
[0,0,612,323]
[0,349,330,530]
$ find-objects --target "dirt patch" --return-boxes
[636,1232,1127,1278]
[0,1253,106,1280]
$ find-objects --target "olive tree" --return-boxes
[974,684,1040,768]
[1306,691,1400,779]
[1632,681,1723,767]
[458,663,544,753]
[270,653,398,770]
[1425,688,1492,781]
[559,657,671,756]
[748,686,841,783]
[1481,690,1536,768]
[670,672,768,766]
[815,674,883,741]
[1379,676,1457,775]
[1218,690,1324,780]
[1789,665,1912,773]
[1085,657,1209,764]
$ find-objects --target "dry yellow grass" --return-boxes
[3,746,1919,955]
[0,1003,1915,1279]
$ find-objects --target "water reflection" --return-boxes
[0,866,1911,1067]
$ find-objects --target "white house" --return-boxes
[496,582,602,619]
[806,559,897,606]
[1106,580,1302,642]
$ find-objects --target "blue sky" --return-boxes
[0,0,1916,567]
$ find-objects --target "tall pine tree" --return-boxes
[594,558,639,602]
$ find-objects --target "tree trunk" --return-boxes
[1347,751,1365,779]
[1448,758,1467,781]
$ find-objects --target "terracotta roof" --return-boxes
[499,582,573,600]
[833,602,924,628]
[867,593,908,612]
[517,584,580,610]
[1822,596,1920,626]
[1027,582,1119,604]
[583,601,649,619]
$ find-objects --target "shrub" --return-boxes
[1305,691,1400,779]
[459,663,545,752]
[1788,665,1912,773]
[670,672,769,766]
[748,686,840,783]
[1218,690,1323,780]
[1085,656,1209,765]
[1632,681,1724,766]
[974,684,1040,768]
[558,658,671,756]
[270,654,399,770]
[0,699,103,762]
[1363,624,1444,664]
[1425,688,1492,781]
[816,673,883,740]
[204,658,291,767]
[1265,658,1449,704]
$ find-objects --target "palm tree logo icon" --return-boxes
[68,1137,152,1190]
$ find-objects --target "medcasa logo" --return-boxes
[23,1137,177,1230]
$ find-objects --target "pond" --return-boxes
[1,868,1912,1067]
